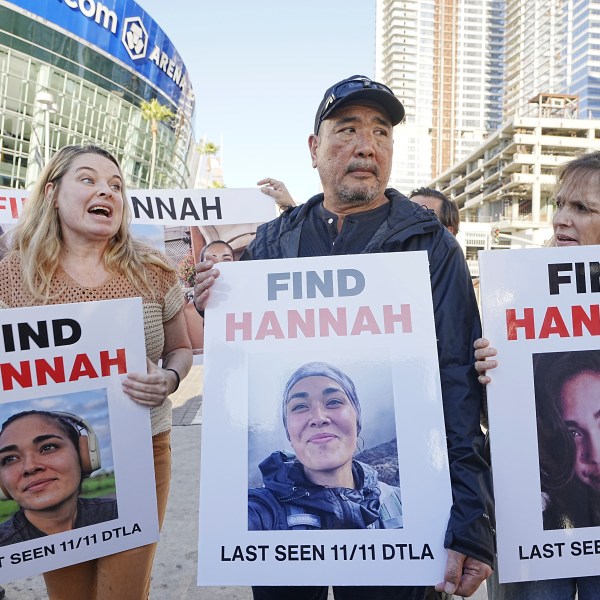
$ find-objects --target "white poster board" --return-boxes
[0,298,157,582]
[198,252,452,586]
[0,188,274,225]
[480,246,600,583]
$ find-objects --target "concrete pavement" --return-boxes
[1,366,487,599]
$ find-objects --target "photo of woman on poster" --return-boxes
[534,350,600,530]
[248,362,403,531]
[0,410,117,546]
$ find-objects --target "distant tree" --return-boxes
[141,98,175,187]
[198,141,219,181]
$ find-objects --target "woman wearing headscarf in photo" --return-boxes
[248,362,403,531]
[0,144,192,600]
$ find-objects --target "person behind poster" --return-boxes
[475,151,600,599]
[0,145,192,600]
[195,74,494,600]
[200,240,235,263]
[0,410,117,547]
[533,350,600,531]
[248,362,402,531]
[409,188,460,237]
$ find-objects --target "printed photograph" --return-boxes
[248,353,403,531]
[0,388,118,546]
[533,350,600,530]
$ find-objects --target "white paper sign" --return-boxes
[480,246,600,583]
[0,298,157,581]
[198,252,452,586]
[0,188,275,225]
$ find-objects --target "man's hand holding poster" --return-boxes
[0,298,157,582]
[480,247,600,583]
[198,252,453,586]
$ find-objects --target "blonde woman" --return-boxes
[0,144,192,599]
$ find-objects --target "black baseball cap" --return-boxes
[314,75,405,134]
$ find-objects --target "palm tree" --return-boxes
[199,141,219,177]
[140,98,175,187]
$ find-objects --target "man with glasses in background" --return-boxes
[195,75,494,600]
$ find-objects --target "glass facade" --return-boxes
[0,2,195,190]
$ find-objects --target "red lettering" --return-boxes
[319,308,347,336]
[287,310,316,338]
[539,307,570,338]
[383,304,412,334]
[572,305,600,336]
[69,353,99,381]
[0,361,33,390]
[506,308,535,340]
[225,312,252,341]
[100,348,127,376]
[35,357,66,385]
[351,307,382,335]
[255,311,284,340]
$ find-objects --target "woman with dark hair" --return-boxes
[248,362,402,531]
[0,411,117,547]
[534,351,600,530]
[0,144,192,599]
[474,151,600,599]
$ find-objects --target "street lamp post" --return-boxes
[35,91,57,165]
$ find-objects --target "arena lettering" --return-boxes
[225,305,412,342]
[148,46,184,87]
[1,318,81,352]
[0,349,127,391]
[130,195,222,222]
[60,0,118,34]
[506,305,600,340]
[518,542,566,560]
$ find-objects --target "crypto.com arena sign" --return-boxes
[7,0,190,105]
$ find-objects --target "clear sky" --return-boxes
[138,0,376,201]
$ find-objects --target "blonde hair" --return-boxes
[8,144,173,300]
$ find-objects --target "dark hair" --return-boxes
[409,187,460,234]
[0,410,83,482]
[533,350,600,489]
[200,240,234,261]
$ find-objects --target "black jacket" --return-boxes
[248,451,403,531]
[243,189,495,566]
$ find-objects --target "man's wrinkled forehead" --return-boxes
[321,100,394,130]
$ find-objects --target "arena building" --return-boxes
[0,0,195,190]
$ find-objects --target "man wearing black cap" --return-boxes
[195,75,494,600]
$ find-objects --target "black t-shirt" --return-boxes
[298,200,390,257]
[0,497,118,547]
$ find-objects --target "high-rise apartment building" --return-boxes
[503,0,564,119]
[562,0,600,118]
[376,0,504,193]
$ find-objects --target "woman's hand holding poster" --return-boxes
[480,246,600,583]
[198,252,453,586]
[0,298,157,582]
